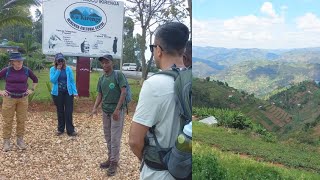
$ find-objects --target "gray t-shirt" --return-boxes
[133,74,180,180]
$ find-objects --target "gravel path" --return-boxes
[0,111,140,179]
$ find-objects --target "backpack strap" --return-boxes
[5,66,29,79]
[114,70,128,114]
[5,67,10,79]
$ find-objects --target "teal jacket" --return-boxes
[50,66,78,96]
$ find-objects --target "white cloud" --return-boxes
[260,2,277,18]
[193,2,320,49]
[296,13,320,32]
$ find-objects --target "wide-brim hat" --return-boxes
[9,52,25,61]
[98,54,113,61]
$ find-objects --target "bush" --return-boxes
[193,153,225,180]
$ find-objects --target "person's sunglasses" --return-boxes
[149,44,163,53]
[57,59,64,63]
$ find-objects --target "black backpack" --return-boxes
[143,66,192,179]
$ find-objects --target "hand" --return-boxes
[57,64,62,70]
[0,90,8,97]
[112,109,120,121]
[26,89,34,95]
[88,108,98,118]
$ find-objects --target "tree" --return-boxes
[126,0,188,82]
[32,8,42,43]
[123,17,137,64]
[0,0,40,28]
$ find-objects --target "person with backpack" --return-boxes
[50,53,78,137]
[129,22,191,180]
[0,52,38,152]
[89,54,127,176]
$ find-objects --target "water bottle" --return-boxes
[176,121,192,153]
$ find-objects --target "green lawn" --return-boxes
[193,121,320,173]
[0,69,141,102]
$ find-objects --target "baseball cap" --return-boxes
[98,54,113,61]
[55,53,65,60]
[9,52,25,61]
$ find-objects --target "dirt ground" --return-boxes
[0,99,140,180]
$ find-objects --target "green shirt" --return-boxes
[97,70,126,113]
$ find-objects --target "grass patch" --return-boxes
[0,69,141,103]
[193,142,320,179]
[193,121,320,173]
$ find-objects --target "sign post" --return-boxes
[76,57,90,97]
[42,0,124,96]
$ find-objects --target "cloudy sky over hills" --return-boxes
[193,0,320,49]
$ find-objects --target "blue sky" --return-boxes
[193,0,320,49]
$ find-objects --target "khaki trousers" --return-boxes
[2,96,28,139]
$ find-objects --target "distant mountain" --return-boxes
[212,61,319,97]
[192,57,225,77]
[193,46,320,96]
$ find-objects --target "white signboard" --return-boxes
[42,0,124,58]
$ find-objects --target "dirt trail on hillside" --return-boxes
[0,111,140,179]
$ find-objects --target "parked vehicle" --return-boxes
[122,63,137,71]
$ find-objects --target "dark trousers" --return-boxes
[52,91,75,134]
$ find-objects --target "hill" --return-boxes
[268,81,320,144]
[192,79,292,132]
[192,46,320,97]
[212,60,318,97]
[193,122,320,179]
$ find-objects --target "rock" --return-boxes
[199,116,218,125]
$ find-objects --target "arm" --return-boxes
[49,66,61,83]
[129,122,149,161]
[89,92,102,117]
[27,69,38,92]
[113,87,126,120]
[0,67,7,79]
[68,67,78,95]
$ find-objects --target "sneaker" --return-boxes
[3,139,11,152]
[56,131,64,136]
[100,159,111,169]
[68,131,77,136]
[16,137,26,150]
[107,162,118,176]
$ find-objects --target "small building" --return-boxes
[0,39,20,53]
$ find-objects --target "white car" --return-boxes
[122,63,137,71]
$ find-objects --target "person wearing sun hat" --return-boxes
[0,52,38,152]
[50,53,78,137]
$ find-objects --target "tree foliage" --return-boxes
[125,0,188,81]
[0,0,40,28]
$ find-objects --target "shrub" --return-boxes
[193,153,225,180]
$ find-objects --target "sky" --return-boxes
[193,0,320,49]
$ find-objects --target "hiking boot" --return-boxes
[56,130,63,136]
[100,159,111,169]
[3,139,11,152]
[107,162,118,176]
[16,137,26,150]
[68,131,77,137]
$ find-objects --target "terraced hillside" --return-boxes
[192,79,292,133]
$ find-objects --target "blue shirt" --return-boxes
[58,69,67,92]
[50,66,78,96]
